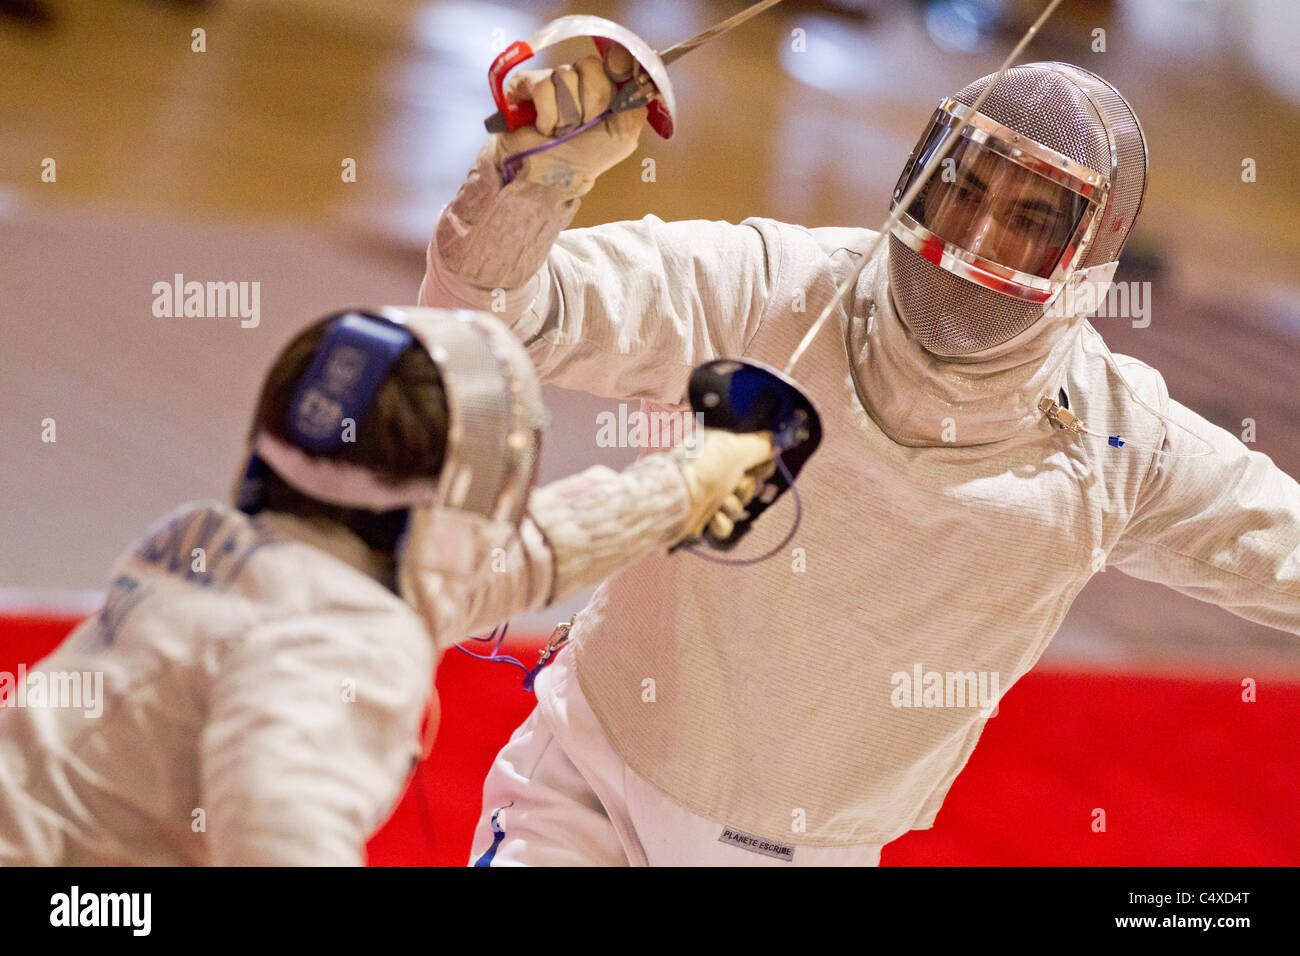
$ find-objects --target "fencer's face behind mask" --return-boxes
[921,153,1082,280]
[888,62,1148,360]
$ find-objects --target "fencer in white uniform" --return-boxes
[420,54,1300,865]
[0,307,774,865]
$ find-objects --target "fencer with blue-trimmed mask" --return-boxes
[0,306,774,866]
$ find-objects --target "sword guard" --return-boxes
[484,15,677,138]
[686,359,822,551]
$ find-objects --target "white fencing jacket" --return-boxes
[421,151,1300,847]
[0,503,434,865]
[0,453,691,864]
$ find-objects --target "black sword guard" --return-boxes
[685,358,822,551]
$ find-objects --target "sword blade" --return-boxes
[658,0,789,66]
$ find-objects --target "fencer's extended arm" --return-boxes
[456,453,691,637]
[200,610,431,865]
[420,141,777,403]
[1108,397,1300,635]
[453,430,773,638]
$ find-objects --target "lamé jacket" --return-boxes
[421,151,1300,847]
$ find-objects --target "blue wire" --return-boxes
[453,620,555,690]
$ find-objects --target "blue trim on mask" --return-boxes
[287,313,415,453]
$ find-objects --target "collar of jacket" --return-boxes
[843,246,1086,448]
[254,510,398,591]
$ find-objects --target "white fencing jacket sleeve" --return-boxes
[420,141,776,403]
[452,454,692,641]
[1108,379,1300,634]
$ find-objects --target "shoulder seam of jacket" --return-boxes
[739,219,785,358]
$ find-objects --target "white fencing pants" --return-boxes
[469,647,883,867]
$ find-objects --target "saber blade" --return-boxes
[607,0,789,115]
[659,0,790,66]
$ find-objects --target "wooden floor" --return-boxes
[2,0,1298,669]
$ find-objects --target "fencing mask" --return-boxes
[887,61,1148,359]
[238,306,545,639]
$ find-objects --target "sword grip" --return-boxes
[685,359,822,551]
[481,34,671,138]
[485,102,536,134]
[484,34,621,134]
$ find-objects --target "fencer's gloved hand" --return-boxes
[672,429,777,543]
[496,45,648,197]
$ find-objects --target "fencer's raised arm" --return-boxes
[412,430,775,645]
[420,54,776,403]
[1108,382,1300,635]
